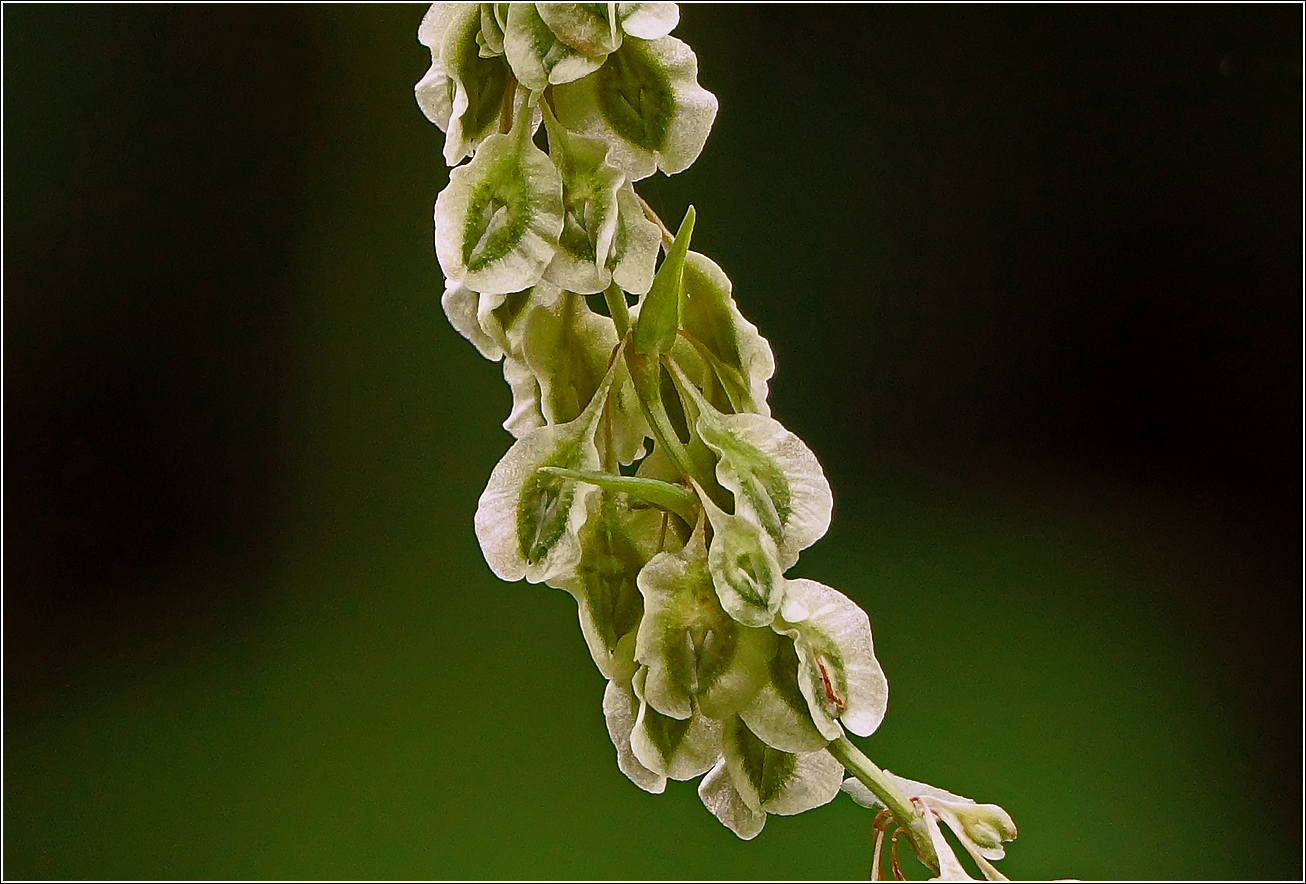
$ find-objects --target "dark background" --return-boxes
[5,4,1301,879]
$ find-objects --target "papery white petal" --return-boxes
[843,771,1017,863]
[675,367,831,570]
[540,118,625,295]
[442,281,504,360]
[604,676,667,793]
[679,251,775,416]
[434,108,564,295]
[537,2,624,56]
[738,638,830,753]
[501,355,545,437]
[629,669,722,780]
[417,4,511,165]
[474,355,623,583]
[505,2,607,92]
[553,35,717,181]
[635,520,776,721]
[720,714,843,816]
[617,2,680,39]
[608,184,661,295]
[695,482,787,628]
[778,578,888,739]
[698,757,766,840]
[558,491,652,677]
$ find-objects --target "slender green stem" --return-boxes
[536,467,698,524]
[627,352,699,482]
[829,736,939,874]
[498,73,518,134]
[636,191,675,251]
[603,282,631,338]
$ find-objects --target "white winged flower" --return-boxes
[776,578,889,740]
[673,361,832,570]
[434,94,564,296]
[553,33,718,181]
[698,713,844,840]
[416,4,512,166]
[474,347,625,584]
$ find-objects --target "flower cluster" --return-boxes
[416,4,1019,871]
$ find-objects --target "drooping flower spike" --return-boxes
[417,4,1023,876]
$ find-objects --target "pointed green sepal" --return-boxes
[633,205,695,356]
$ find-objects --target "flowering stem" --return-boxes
[603,281,631,337]
[636,191,675,250]
[829,736,939,874]
[627,351,700,483]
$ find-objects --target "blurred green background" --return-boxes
[4,5,1300,879]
